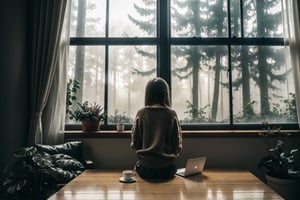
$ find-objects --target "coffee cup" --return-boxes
[122,170,134,181]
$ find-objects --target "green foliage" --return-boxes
[233,100,260,122]
[108,110,133,124]
[69,101,106,122]
[258,123,300,179]
[233,93,298,123]
[275,93,298,121]
[181,100,211,123]
[66,79,80,116]
[2,147,53,200]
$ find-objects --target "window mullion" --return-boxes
[228,0,233,126]
[104,0,110,125]
[158,0,171,87]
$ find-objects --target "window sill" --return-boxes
[64,129,300,139]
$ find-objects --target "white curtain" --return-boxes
[283,0,300,126]
[43,1,71,145]
[27,0,68,145]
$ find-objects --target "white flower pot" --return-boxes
[116,123,125,132]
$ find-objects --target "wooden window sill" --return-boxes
[64,129,300,139]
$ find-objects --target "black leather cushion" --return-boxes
[35,141,84,162]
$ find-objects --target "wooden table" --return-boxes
[48,169,283,200]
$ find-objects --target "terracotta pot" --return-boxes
[265,173,300,200]
[81,120,101,131]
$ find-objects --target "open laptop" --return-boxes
[176,157,207,177]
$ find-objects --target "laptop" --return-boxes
[176,157,207,177]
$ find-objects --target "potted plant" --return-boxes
[258,123,300,199]
[69,101,106,131]
[109,110,132,132]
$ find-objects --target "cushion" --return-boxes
[35,141,84,162]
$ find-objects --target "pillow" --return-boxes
[35,141,84,162]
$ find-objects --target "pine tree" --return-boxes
[129,0,228,121]
[230,0,255,120]
[230,0,286,121]
[70,0,104,103]
[248,0,286,119]
[128,1,157,76]
[129,0,287,122]
[74,0,87,103]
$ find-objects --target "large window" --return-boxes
[67,0,297,129]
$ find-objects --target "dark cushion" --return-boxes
[35,141,84,162]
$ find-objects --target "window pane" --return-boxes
[109,0,157,37]
[70,0,106,37]
[108,46,156,123]
[67,0,297,128]
[171,46,229,123]
[232,46,296,123]
[171,0,228,37]
[67,46,105,123]
[243,0,283,37]
[231,0,241,37]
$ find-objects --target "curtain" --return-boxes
[283,0,300,126]
[43,1,71,145]
[27,0,68,145]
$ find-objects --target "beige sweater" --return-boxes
[131,107,182,168]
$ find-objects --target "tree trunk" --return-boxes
[241,46,254,118]
[256,0,269,117]
[74,0,87,103]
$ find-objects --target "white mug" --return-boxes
[122,170,134,180]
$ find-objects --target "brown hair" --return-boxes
[144,77,171,107]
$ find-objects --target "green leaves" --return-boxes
[66,79,80,116]
[70,101,106,121]
[259,138,300,179]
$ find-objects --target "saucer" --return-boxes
[119,176,136,183]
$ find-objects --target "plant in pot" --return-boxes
[69,101,106,131]
[109,110,131,132]
[258,123,300,199]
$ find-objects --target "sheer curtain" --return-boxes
[27,0,68,145]
[283,0,300,126]
[43,1,71,145]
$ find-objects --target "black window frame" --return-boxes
[67,0,299,131]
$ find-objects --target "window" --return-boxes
[67,0,297,130]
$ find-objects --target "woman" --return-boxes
[131,77,182,179]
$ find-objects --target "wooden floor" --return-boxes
[48,169,283,200]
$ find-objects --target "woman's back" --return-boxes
[132,107,182,169]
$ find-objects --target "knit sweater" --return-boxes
[131,107,182,168]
